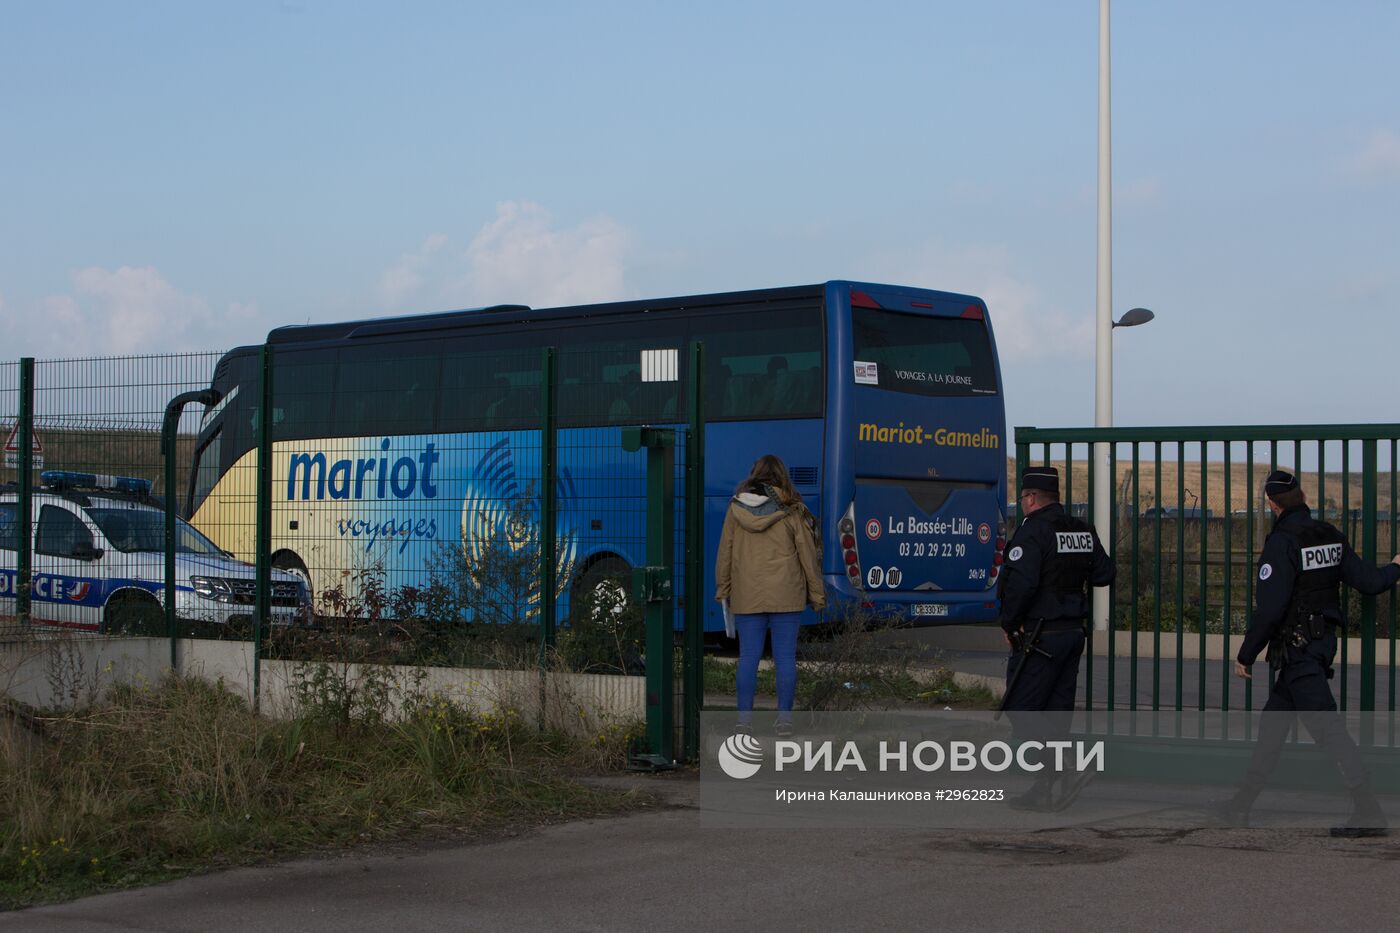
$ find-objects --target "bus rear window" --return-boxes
[852,308,998,397]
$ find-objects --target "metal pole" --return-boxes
[539,346,558,661]
[1092,0,1114,632]
[163,389,220,668]
[622,427,676,768]
[15,359,34,626]
[1361,439,1377,715]
[683,341,705,762]
[253,344,273,712]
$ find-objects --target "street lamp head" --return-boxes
[1113,307,1155,328]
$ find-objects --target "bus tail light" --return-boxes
[840,502,862,587]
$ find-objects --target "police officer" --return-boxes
[1000,466,1116,810]
[1212,470,1400,836]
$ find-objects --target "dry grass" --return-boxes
[1007,457,1398,514]
[0,674,649,909]
[1,426,198,499]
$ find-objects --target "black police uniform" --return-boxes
[999,502,1116,712]
[1231,503,1400,817]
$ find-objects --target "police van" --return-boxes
[0,471,309,634]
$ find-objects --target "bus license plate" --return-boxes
[912,604,949,617]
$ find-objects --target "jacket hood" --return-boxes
[730,491,788,532]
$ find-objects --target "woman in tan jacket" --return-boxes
[715,454,825,734]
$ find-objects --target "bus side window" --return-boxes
[608,370,639,423]
[482,377,511,426]
[441,346,540,431]
[726,373,760,416]
[333,345,440,436]
[272,349,337,440]
[700,305,822,420]
[557,332,684,427]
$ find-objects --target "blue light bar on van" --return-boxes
[40,470,153,496]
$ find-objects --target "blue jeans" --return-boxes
[736,612,801,723]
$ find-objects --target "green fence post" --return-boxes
[1391,439,1397,718]
[539,346,558,663]
[1361,439,1377,715]
[1199,440,1208,713]
[1013,432,1028,525]
[683,341,705,762]
[163,408,179,665]
[623,426,676,769]
[15,359,34,626]
[1342,443,1351,709]
[253,344,273,712]
[1126,443,1138,711]
[163,387,220,668]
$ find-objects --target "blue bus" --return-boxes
[184,281,1007,632]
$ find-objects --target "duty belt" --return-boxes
[1039,618,1085,633]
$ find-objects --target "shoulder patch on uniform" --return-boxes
[1008,546,1024,562]
[1259,563,1272,581]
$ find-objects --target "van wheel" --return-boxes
[103,593,164,637]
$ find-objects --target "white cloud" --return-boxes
[23,266,257,357]
[378,233,449,310]
[865,242,1093,363]
[462,201,631,308]
[374,203,633,313]
[1343,130,1400,184]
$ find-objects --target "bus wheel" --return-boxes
[273,552,313,603]
[573,557,632,626]
[103,592,163,637]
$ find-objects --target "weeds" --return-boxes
[0,674,647,910]
[266,560,644,675]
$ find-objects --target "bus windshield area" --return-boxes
[852,308,998,397]
[87,507,228,556]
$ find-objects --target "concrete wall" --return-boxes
[1,636,645,732]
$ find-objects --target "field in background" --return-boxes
[1006,457,1396,515]
[1,426,197,501]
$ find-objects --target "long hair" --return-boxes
[735,453,801,507]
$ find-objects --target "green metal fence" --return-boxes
[1015,424,1400,714]
[2,349,708,762]
[2,353,222,640]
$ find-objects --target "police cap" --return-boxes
[1020,466,1059,494]
[1264,469,1300,499]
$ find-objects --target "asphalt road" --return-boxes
[7,775,1399,933]
[941,647,1398,712]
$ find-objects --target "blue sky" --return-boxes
[3,1,1397,431]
